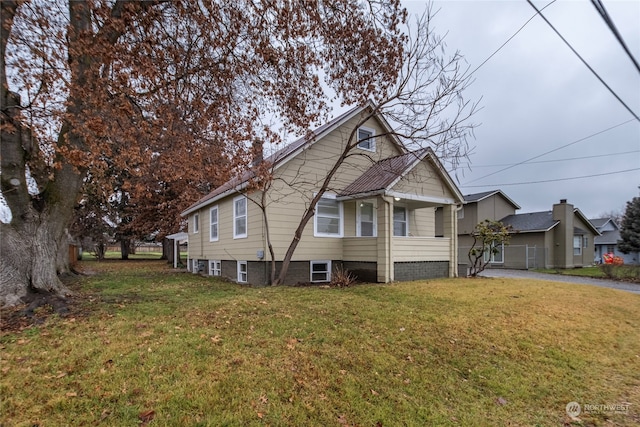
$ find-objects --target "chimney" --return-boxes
[552,199,574,269]
[251,139,263,166]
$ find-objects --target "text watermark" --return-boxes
[566,401,630,418]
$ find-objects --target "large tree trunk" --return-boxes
[0,215,73,306]
[0,1,87,306]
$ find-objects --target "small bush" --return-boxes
[599,264,640,282]
[331,266,356,287]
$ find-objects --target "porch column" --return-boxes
[442,204,458,277]
[377,196,394,282]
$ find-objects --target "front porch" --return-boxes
[340,195,459,282]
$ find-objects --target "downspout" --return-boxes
[453,203,463,277]
[383,196,393,282]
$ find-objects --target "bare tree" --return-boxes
[267,8,478,284]
[216,7,478,285]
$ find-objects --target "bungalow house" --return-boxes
[457,190,599,270]
[181,102,465,285]
[590,218,638,265]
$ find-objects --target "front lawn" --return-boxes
[536,265,640,282]
[1,260,639,426]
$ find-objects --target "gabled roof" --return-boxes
[573,208,600,236]
[500,207,601,235]
[336,147,464,204]
[595,229,621,245]
[500,211,559,233]
[338,150,424,196]
[463,190,521,210]
[182,102,392,216]
[589,217,619,230]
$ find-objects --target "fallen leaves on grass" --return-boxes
[138,409,155,425]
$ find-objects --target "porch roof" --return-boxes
[337,148,463,205]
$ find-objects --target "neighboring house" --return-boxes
[181,102,465,285]
[458,190,599,270]
[590,218,638,265]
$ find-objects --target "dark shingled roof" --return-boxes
[463,190,499,202]
[595,229,621,245]
[589,218,610,228]
[463,190,521,209]
[338,149,427,197]
[500,211,559,232]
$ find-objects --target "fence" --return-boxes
[105,244,163,253]
[459,245,548,270]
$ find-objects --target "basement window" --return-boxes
[209,260,221,276]
[310,260,331,282]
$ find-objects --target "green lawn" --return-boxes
[536,265,640,282]
[1,260,639,426]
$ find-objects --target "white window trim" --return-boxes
[314,194,343,238]
[393,205,408,237]
[573,235,582,256]
[209,260,221,276]
[193,213,199,234]
[356,200,377,237]
[484,242,504,264]
[310,260,332,283]
[356,126,376,152]
[209,206,219,242]
[237,261,248,283]
[233,196,248,239]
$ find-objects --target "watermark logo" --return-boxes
[566,401,630,419]
[566,401,581,418]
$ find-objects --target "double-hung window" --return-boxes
[315,196,342,237]
[310,260,331,282]
[356,127,375,152]
[573,235,582,256]
[357,201,376,237]
[393,206,408,236]
[234,196,247,239]
[193,213,199,234]
[209,206,219,241]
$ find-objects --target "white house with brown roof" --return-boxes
[181,102,465,285]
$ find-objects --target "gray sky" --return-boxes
[405,0,640,218]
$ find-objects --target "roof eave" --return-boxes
[181,181,250,216]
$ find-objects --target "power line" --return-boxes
[468,0,556,77]
[463,118,636,184]
[590,0,640,74]
[526,0,640,122]
[461,168,640,188]
[470,150,640,168]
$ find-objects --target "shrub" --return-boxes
[330,266,356,287]
[600,264,640,282]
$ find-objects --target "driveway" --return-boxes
[479,269,640,295]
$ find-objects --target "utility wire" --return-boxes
[468,0,556,77]
[461,168,640,188]
[471,149,640,168]
[463,118,635,184]
[526,0,640,122]
[590,0,640,73]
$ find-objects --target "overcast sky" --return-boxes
[401,0,640,219]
